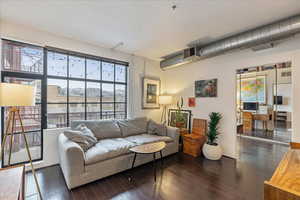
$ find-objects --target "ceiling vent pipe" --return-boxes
[160,15,300,70]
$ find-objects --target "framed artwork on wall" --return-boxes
[142,77,160,109]
[168,109,192,132]
[195,79,218,97]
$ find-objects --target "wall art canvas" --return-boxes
[238,76,266,103]
[188,97,196,107]
[142,77,160,109]
[195,79,217,97]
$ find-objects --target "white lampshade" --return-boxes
[0,83,36,107]
[159,95,173,105]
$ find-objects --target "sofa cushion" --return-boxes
[117,117,148,137]
[124,134,173,145]
[147,119,167,136]
[84,138,135,165]
[71,120,122,140]
[64,124,97,151]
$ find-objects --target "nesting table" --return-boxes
[129,141,166,182]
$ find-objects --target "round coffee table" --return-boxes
[129,141,166,182]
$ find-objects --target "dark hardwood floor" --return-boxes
[238,121,292,143]
[26,137,289,200]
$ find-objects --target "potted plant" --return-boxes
[175,97,185,128]
[202,112,223,160]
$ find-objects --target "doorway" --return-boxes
[236,62,292,144]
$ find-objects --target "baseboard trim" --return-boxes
[237,134,289,146]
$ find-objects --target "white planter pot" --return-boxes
[202,143,222,160]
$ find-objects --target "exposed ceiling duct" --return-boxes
[160,14,300,70]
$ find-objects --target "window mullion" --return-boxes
[113,63,116,119]
[84,58,87,120]
[100,61,103,119]
[67,54,70,127]
[125,65,128,119]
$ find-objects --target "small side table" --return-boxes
[183,134,206,157]
[129,141,166,182]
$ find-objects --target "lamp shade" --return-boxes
[0,83,36,107]
[158,95,172,105]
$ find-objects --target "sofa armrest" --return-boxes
[58,134,85,178]
[166,126,180,143]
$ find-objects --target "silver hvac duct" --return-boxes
[160,15,300,70]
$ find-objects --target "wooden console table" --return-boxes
[264,146,300,200]
[0,165,25,200]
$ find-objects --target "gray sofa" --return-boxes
[58,118,179,189]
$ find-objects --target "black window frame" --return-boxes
[45,46,128,128]
[1,39,129,166]
[1,39,46,166]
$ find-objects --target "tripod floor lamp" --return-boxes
[0,83,42,199]
[159,95,172,125]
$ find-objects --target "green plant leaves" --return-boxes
[206,112,222,145]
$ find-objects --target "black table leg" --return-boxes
[131,152,137,169]
[153,152,156,182]
[160,150,163,166]
[128,152,137,182]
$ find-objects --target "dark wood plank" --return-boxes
[26,137,288,200]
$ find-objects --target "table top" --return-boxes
[0,165,24,200]
[265,149,300,195]
[130,142,166,154]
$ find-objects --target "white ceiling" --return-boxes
[1,0,300,60]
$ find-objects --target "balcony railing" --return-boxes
[47,111,126,128]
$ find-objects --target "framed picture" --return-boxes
[237,76,266,103]
[188,97,196,107]
[168,109,192,132]
[142,77,160,109]
[195,79,217,97]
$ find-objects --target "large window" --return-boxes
[1,40,44,166]
[46,48,128,128]
[1,39,128,165]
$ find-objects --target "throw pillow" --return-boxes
[64,124,97,151]
[92,120,122,139]
[117,117,148,137]
[74,124,97,140]
[147,119,167,136]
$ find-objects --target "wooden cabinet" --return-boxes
[183,119,207,157]
[0,165,25,200]
[183,134,206,157]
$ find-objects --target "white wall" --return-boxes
[0,20,164,169]
[163,36,300,158]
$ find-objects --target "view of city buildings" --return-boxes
[1,40,127,165]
